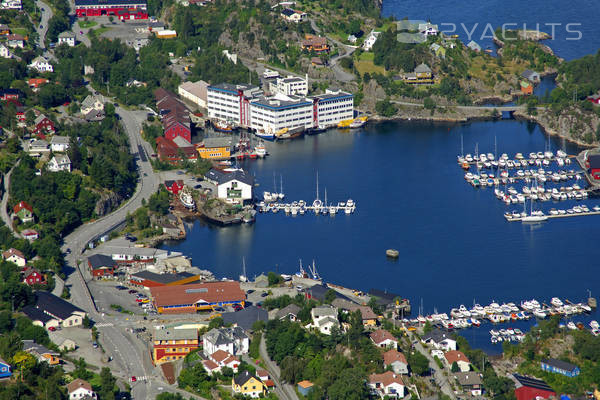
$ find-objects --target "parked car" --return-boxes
[116,285,127,290]
[261,292,268,297]
[92,342,98,348]
[48,326,56,332]
[130,376,137,382]
[128,289,138,294]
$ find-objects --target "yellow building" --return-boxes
[232,371,266,398]
[197,138,232,160]
[152,328,199,365]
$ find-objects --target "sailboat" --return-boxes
[521,182,548,223]
[278,175,284,200]
[239,257,248,282]
[312,171,323,213]
[322,187,329,215]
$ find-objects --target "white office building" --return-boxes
[250,93,313,134]
[207,83,262,127]
[270,74,309,96]
[313,90,354,127]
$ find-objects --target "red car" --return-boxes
[130,376,137,382]
[48,326,57,332]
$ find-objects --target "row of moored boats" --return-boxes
[258,199,356,215]
[458,150,570,170]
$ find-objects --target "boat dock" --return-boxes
[258,201,356,216]
[504,208,600,222]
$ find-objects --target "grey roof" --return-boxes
[311,305,337,318]
[131,270,194,284]
[203,326,248,346]
[21,305,55,324]
[281,8,294,16]
[414,63,431,73]
[209,83,259,94]
[521,69,539,80]
[422,329,454,343]
[35,292,85,320]
[467,40,481,51]
[81,95,103,109]
[203,138,232,148]
[316,315,338,327]
[50,135,69,145]
[84,109,105,121]
[154,328,198,341]
[454,372,482,386]
[58,31,75,38]
[233,370,257,386]
[304,284,351,302]
[52,154,71,165]
[222,306,267,331]
[541,358,579,371]
[275,303,301,319]
[87,254,116,269]
[205,168,254,186]
[34,114,49,125]
[251,95,311,110]
[22,340,57,355]
[512,374,553,391]
[30,139,49,148]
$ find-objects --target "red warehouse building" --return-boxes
[585,154,600,180]
[513,374,555,400]
[74,0,148,19]
[87,254,117,278]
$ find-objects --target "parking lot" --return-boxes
[88,280,157,316]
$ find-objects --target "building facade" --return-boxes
[313,90,354,127]
[74,0,148,19]
[207,83,261,127]
[152,328,199,365]
[250,95,314,134]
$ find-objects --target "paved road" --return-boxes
[0,163,18,237]
[326,36,357,82]
[390,99,528,112]
[411,335,456,399]
[35,0,53,49]
[72,20,92,47]
[258,335,299,400]
[61,106,160,399]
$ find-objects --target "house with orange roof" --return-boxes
[444,350,471,372]
[370,329,398,349]
[150,281,245,313]
[209,349,240,372]
[256,369,275,390]
[368,371,405,398]
[28,78,49,90]
[383,349,408,375]
[301,34,329,53]
[13,201,34,222]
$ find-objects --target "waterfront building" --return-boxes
[151,281,245,313]
[152,328,199,364]
[210,169,254,204]
[540,358,580,377]
[521,69,540,82]
[250,93,313,134]
[155,88,192,144]
[418,22,439,36]
[520,81,533,95]
[312,90,354,128]
[74,0,148,19]
[197,138,231,160]
[178,80,208,108]
[87,254,117,278]
[207,83,262,127]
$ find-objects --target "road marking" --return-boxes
[95,322,114,327]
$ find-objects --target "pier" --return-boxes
[504,208,600,222]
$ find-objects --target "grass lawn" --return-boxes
[468,55,523,81]
[355,58,386,77]
[78,20,98,29]
[91,26,111,36]
[358,52,374,61]
[10,27,29,35]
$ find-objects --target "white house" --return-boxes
[370,329,398,349]
[362,30,381,51]
[421,329,457,351]
[47,154,71,172]
[383,349,409,375]
[419,22,439,36]
[0,0,21,9]
[444,350,471,372]
[208,349,240,372]
[178,80,208,109]
[50,135,70,152]
[6,34,24,48]
[310,306,339,335]
[202,327,249,357]
[270,75,309,96]
[80,95,105,115]
[67,379,97,400]
[281,8,307,23]
[2,248,26,267]
[57,31,76,47]
[205,169,254,205]
[368,371,405,398]
[0,44,13,59]
[347,34,357,43]
[28,56,53,73]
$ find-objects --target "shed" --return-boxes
[297,380,314,396]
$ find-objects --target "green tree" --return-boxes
[324,289,337,304]
[424,97,436,110]
[375,98,398,117]
[451,361,460,373]
[267,271,283,286]
[408,351,430,375]
[99,367,116,400]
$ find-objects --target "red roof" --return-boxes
[383,349,407,366]
[67,379,92,394]
[14,201,33,214]
[150,281,245,308]
[444,350,470,365]
[2,248,25,260]
[211,349,231,363]
[263,379,275,388]
[370,329,397,345]
[202,359,219,370]
[369,371,404,387]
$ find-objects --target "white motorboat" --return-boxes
[567,321,577,330]
[179,187,196,210]
[590,320,599,330]
[551,297,563,307]
[533,309,547,319]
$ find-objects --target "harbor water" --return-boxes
[162,120,600,353]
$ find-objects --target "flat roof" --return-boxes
[75,0,146,5]
[150,281,245,308]
[252,95,311,110]
[132,270,195,284]
[153,328,198,340]
[208,83,259,94]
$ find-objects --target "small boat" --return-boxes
[551,297,564,307]
[386,249,399,258]
[567,321,577,330]
[179,186,196,210]
[349,116,368,128]
[306,125,327,135]
[213,120,234,133]
[255,129,276,140]
[255,143,267,158]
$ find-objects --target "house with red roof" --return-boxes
[21,229,39,241]
[370,329,398,349]
[22,267,46,286]
[13,201,34,222]
[444,350,471,372]
[256,369,275,390]
[164,180,184,195]
[383,349,408,375]
[368,371,405,398]
[156,137,198,164]
[28,78,49,90]
[210,349,240,372]
[32,114,55,136]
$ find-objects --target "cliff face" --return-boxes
[94,191,123,217]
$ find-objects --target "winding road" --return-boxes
[35,0,53,49]
[0,163,18,237]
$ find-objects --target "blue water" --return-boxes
[382,0,600,61]
[162,120,600,352]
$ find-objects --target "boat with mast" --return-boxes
[278,175,285,200]
[179,186,196,210]
[312,171,323,213]
[239,257,248,282]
